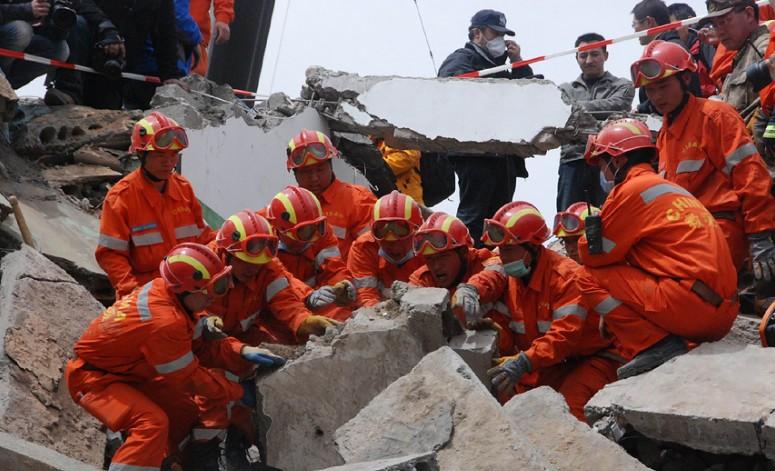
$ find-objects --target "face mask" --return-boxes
[379,247,415,266]
[486,36,507,57]
[599,171,615,194]
[503,259,531,278]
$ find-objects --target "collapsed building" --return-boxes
[0,68,772,470]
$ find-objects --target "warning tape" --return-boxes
[457,0,771,78]
[0,45,258,97]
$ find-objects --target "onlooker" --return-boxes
[0,0,69,89]
[190,0,233,76]
[557,32,634,211]
[631,0,701,112]
[136,0,202,77]
[45,0,184,109]
[437,9,531,245]
[668,3,718,97]
[706,0,769,116]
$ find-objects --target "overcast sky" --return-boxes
[19,0,710,223]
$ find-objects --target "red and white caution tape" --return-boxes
[457,0,771,78]
[0,45,258,97]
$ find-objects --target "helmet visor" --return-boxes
[244,235,278,257]
[209,269,232,297]
[413,230,451,254]
[373,219,412,240]
[290,142,329,166]
[153,127,188,150]
[553,212,582,235]
[290,219,327,242]
[482,219,510,246]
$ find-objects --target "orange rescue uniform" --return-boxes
[468,247,617,420]
[317,178,376,261]
[348,232,424,307]
[657,94,775,268]
[190,0,234,75]
[96,170,215,298]
[66,279,243,469]
[576,164,738,360]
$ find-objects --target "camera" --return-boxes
[94,38,125,80]
[746,59,773,93]
[40,0,77,41]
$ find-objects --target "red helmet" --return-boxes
[160,243,232,296]
[630,40,697,88]
[553,202,601,238]
[584,118,655,165]
[130,111,189,153]
[371,191,423,241]
[266,186,327,242]
[482,201,550,246]
[286,129,338,170]
[413,212,472,256]
[216,211,278,265]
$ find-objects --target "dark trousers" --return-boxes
[556,159,606,212]
[453,156,521,248]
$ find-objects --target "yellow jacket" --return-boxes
[378,141,424,205]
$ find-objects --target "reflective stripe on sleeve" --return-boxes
[108,463,161,471]
[724,143,757,175]
[175,224,203,239]
[137,283,153,321]
[552,304,588,320]
[595,296,622,316]
[155,351,194,374]
[509,321,525,334]
[602,237,616,254]
[315,246,341,268]
[192,316,207,340]
[484,264,506,275]
[640,183,691,204]
[240,312,259,332]
[266,277,290,302]
[676,159,705,174]
[191,428,227,442]
[99,234,129,251]
[354,276,379,288]
[131,231,164,247]
[331,225,347,239]
[537,320,552,333]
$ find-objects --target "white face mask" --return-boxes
[486,36,507,57]
[599,171,615,194]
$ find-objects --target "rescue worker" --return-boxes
[553,202,602,264]
[576,118,739,378]
[96,112,215,298]
[348,191,425,307]
[190,0,234,75]
[634,40,775,277]
[457,201,618,421]
[287,129,376,261]
[66,243,280,470]
[264,186,356,322]
[208,210,340,346]
[373,137,424,205]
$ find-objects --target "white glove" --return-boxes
[451,283,481,323]
[306,285,337,310]
[203,315,227,340]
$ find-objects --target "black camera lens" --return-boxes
[746,60,773,93]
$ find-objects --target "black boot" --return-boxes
[183,438,221,471]
[617,335,688,379]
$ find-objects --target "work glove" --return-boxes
[306,286,337,310]
[487,352,532,393]
[203,315,227,341]
[241,346,286,369]
[332,280,356,305]
[451,283,481,323]
[390,280,412,301]
[240,381,257,408]
[297,315,342,338]
[749,232,775,282]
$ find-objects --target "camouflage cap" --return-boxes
[705,0,756,19]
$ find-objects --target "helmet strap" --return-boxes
[667,73,692,122]
[176,292,197,318]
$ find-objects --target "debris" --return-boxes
[8,195,33,247]
[41,164,121,188]
[332,132,396,198]
[72,146,127,172]
[448,329,497,387]
[0,246,106,466]
[585,342,775,458]
[255,293,446,471]
[503,387,649,470]
[0,431,100,471]
[314,452,439,471]
[334,347,555,471]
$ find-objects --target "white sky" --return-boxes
[18,0,710,222]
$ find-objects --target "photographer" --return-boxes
[45,0,183,109]
[0,0,69,89]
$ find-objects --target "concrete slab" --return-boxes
[314,452,438,471]
[335,347,556,471]
[41,164,121,187]
[448,329,497,387]
[503,387,649,470]
[585,342,775,456]
[0,432,100,471]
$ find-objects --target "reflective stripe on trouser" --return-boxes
[575,264,737,356]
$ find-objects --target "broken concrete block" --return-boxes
[335,347,556,471]
[449,329,497,387]
[722,315,761,346]
[255,299,445,471]
[305,66,581,157]
[503,387,649,470]
[398,287,448,352]
[72,146,126,172]
[41,164,122,188]
[314,452,439,471]
[332,132,397,197]
[0,246,106,466]
[586,342,775,457]
[0,431,100,471]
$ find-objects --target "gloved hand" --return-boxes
[203,315,227,341]
[749,232,775,281]
[306,286,337,310]
[487,352,532,393]
[390,280,412,301]
[241,346,286,369]
[451,284,481,323]
[297,315,342,337]
[240,381,257,408]
[332,280,356,306]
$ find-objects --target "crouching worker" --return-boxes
[65,243,252,470]
[553,202,601,264]
[459,201,619,421]
[576,118,738,379]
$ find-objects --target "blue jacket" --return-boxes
[136,0,201,77]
